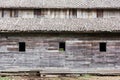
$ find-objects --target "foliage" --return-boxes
[59,48,65,52]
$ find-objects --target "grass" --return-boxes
[0,75,120,80]
[73,74,93,80]
[0,77,11,80]
[59,48,65,52]
[82,74,92,78]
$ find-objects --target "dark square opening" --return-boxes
[99,42,106,52]
[59,42,65,51]
[19,42,26,52]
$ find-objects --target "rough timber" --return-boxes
[0,0,120,74]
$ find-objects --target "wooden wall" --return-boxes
[0,33,120,73]
[0,9,120,18]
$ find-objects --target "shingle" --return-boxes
[0,18,119,32]
[0,0,119,9]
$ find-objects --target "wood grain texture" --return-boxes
[0,34,119,73]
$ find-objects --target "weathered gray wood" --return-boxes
[0,34,119,74]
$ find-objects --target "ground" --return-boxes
[1,75,120,80]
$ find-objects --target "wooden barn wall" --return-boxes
[0,33,120,73]
[0,9,120,18]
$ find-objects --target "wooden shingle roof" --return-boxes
[0,18,119,33]
[0,0,120,9]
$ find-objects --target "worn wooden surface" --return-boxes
[0,33,120,73]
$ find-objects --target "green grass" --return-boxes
[0,77,11,80]
[59,48,65,52]
[81,74,92,80]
